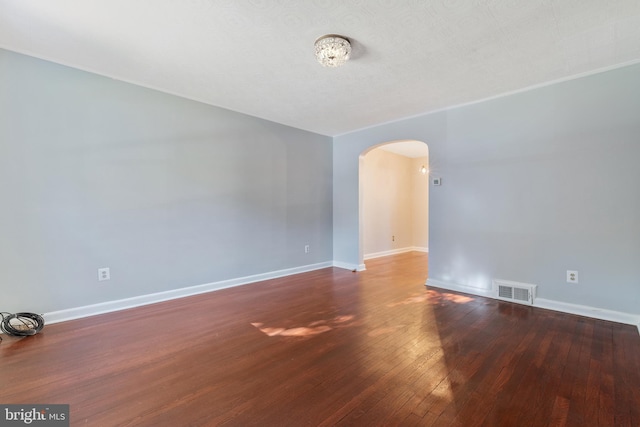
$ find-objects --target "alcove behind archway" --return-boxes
[359,140,429,269]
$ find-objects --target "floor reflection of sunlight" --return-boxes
[355,286,457,415]
[416,297,455,410]
[251,323,332,337]
[387,294,428,307]
[388,290,474,308]
[367,325,405,337]
[440,293,474,304]
[251,281,462,417]
[251,314,356,338]
[430,377,454,401]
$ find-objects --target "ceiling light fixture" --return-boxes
[314,35,351,68]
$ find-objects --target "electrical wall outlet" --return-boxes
[566,270,578,283]
[392,235,395,242]
[304,245,310,254]
[98,267,110,281]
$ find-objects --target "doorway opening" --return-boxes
[358,140,429,270]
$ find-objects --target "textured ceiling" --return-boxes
[1,1,640,136]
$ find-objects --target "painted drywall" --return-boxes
[334,63,640,315]
[0,49,333,314]
[411,156,429,249]
[361,149,429,256]
[362,149,413,254]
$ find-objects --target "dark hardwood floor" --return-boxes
[1,252,639,426]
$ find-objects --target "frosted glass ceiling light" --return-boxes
[315,35,351,68]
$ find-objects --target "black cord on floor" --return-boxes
[0,312,45,342]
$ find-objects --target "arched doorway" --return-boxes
[358,140,429,270]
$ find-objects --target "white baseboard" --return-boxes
[364,246,428,260]
[44,261,333,325]
[534,298,640,327]
[426,278,640,328]
[332,261,366,271]
[426,278,493,298]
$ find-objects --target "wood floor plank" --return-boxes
[1,252,639,426]
[598,323,616,427]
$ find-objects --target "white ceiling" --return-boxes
[1,1,640,136]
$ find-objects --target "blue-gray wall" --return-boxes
[334,64,640,315]
[0,49,333,313]
[3,46,639,317]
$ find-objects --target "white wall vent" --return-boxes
[493,280,537,305]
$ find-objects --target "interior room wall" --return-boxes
[361,149,413,256]
[361,150,429,258]
[0,49,333,314]
[411,156,429,250]
[334,63,640,316]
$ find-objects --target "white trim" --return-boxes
[332,261,363,272]
[534,298,640,327]
[364,246,428,260]
[334,58,640,137]
[364,248,412,260]
[426,278,640,328]
[426,278,493,298]
[44,261,333,325]
[3,46,639,139]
